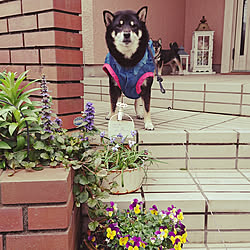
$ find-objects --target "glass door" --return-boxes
[233,0,250,71]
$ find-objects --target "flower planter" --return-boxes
[102,167,145,194]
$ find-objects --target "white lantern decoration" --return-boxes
[190,16,215,74]
[178,46,189,75]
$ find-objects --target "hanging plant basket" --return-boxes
[102,167,145,194]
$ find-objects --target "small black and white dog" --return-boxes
[152,39,183,75]
[102,6,155,130]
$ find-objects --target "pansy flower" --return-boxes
[106,227,116,240]
[149,205,158,215]
[119,236,129,246]
[134,204,141,214]
[129,199,138,210]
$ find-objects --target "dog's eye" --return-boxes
[130,21,135,27]
[119,20,124,26]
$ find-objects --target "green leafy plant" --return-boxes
[85,199,188,250]
[0,71,41,169]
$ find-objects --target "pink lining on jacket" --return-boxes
[103,63,154,95]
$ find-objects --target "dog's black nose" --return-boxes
[123,32,130,39]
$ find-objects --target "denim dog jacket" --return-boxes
[103,40,155,99]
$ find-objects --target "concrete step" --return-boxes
[103,169,250,245]
[90,99,250,245]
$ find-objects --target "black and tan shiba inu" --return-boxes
[152,39,183,75]
[102,6,155,130]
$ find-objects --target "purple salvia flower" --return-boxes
[83,102,95,132]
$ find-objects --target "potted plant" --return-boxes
[84,199,188,250]
[91,130,163,195]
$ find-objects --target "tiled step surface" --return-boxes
[103,169,250,245]
[89,99,250,245]
[185,242,250,249]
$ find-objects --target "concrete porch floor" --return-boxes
[84,74,250,249]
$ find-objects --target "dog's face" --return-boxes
[103,7,149,67]
[152,39,162,58]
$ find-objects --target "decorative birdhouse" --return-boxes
[190,16,215,74]
[178,46,189,75]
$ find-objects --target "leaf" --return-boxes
[9,123,18,136]
[79,190,89,203]
[15,135,26,151]
[40,153,50,159]
[79,175,89,185]
[0,161,6,169]
[0,141,11,149]
[71,164,82,170]
[13,109,21,123]
[97,169,108,177]
[87,198,98,208]
[50,161,58,167]
[15,151,27,163]
[94,158,102,168]
[34,141,45,150]
[88,221,99,231]
[56,136,65,144]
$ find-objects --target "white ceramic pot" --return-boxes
[102,167,145,194]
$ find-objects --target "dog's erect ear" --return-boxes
[169,43,173,49]
[137,6,148,22]
[103,10,114,27]
[173,42,178,47]
[159,38,162,45]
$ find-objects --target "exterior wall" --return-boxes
[82,0,186,65]
[0,0,83,130]
[184,0,225,66]
[82,0,225,72]
[0,168,80,250]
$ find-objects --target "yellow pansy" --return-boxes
[140,241,146,248]
[160,228,168,238]
[134,204,141,214]
[174,241,182,250]
[181,232,187,243]
[106,227,116,240]
[119,236,129,246]
[150,209,158,215]
[177,212,184,221]
[128,246,139,250]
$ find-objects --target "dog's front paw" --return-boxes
[144,121,154,130]
[105,112,111,120]
[136,113,144,119]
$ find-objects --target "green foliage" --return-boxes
[0,71,41,170]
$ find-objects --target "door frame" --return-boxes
[221,0,250,73]
[221,0,238,73]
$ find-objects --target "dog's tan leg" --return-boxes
[134,98,144,119]
[173,58,183,74]
[143,109,154,130]
[170,61,176,74]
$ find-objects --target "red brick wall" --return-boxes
[0,0,83,130]
[0,168,80,250]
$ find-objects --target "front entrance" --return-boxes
[233,0,250,71]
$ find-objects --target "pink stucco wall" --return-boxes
[184,0,225,65]
[87,0,225,66]
[92,0,186,64]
